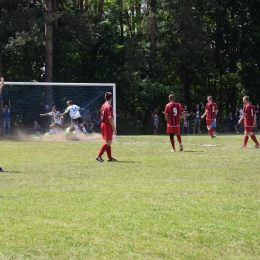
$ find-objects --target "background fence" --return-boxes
[1,82,116,135]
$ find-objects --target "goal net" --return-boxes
[1,82,116,135]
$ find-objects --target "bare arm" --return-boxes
[253,114,257,127]
[39,113,49,117]
[60,111,68,117]
[201,110,208,119]
[109,117,117,134]
[238,114,245,124]
[182,112,188,126]
[164,113,168,121]
[200,102,204,109]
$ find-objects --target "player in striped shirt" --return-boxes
[164,94,188,152]
[201,96,218,138]
[238,96,260,148]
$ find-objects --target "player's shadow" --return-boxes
[115,161,141,163]
[2,171,21,173]
[183,151,204,153]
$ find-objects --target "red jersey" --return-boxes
[205,101,218,120]
[164,101,184,127]
[100,102,113,124]
[243,103,255,127]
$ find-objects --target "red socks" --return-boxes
[170,139,175,149]
[98,144,112,159]
[250,135,259,145]
[243,136,249,146]
[98,144,108,157]
[107,145,112,159]
[208,128,214,137]
[177,135,182,144]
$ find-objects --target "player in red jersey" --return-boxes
[201,96,218,138]
[96,92,117,162]
[238,96,260,148]
[164,94,188,152]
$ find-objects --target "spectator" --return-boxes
[92,110,101,132]
[255,104,260,131]
[237,107,244,133]
[34,121,41,136]
[182,105,190,134]
[230,108,239,133]
[192,102,204,134]
[152,109,159,135]
[238,107,243,119]
[2,100,11,135]
[83,109,94,132]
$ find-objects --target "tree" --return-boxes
[44,0,53,112]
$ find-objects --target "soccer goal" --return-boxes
[2,82,116,135]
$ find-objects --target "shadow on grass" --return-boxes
[184,151,204,153]
[1,171,21,173]
[115,161,141,163]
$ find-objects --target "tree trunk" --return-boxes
[45,0,53,114]
[118,0,124,37]
[149,0,157,77]
[79,0,83,9]
[228,7,238,111]
[53,0,58,28]
[98,0,104,15]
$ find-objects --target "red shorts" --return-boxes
[167,126,180,135]
[101,122,113,141]
[244,126,253,133]
[206,119,214,126]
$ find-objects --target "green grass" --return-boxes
[0,134,259,259]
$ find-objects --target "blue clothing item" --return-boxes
[181,120,190,134]
[3,118,10,134]
[3,109,10,119]
[154,119,158,124]
[211,119,217,128]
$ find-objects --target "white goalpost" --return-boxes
[3,82,116,135]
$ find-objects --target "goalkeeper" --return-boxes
[64,126,77,140]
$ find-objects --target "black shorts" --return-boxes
[72,117,83,124]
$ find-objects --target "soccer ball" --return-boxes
[44,133,51,138]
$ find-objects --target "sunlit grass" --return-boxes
[0,134,259,259]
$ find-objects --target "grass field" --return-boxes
[0,134,259,260]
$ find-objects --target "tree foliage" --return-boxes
[1,0,260,133]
